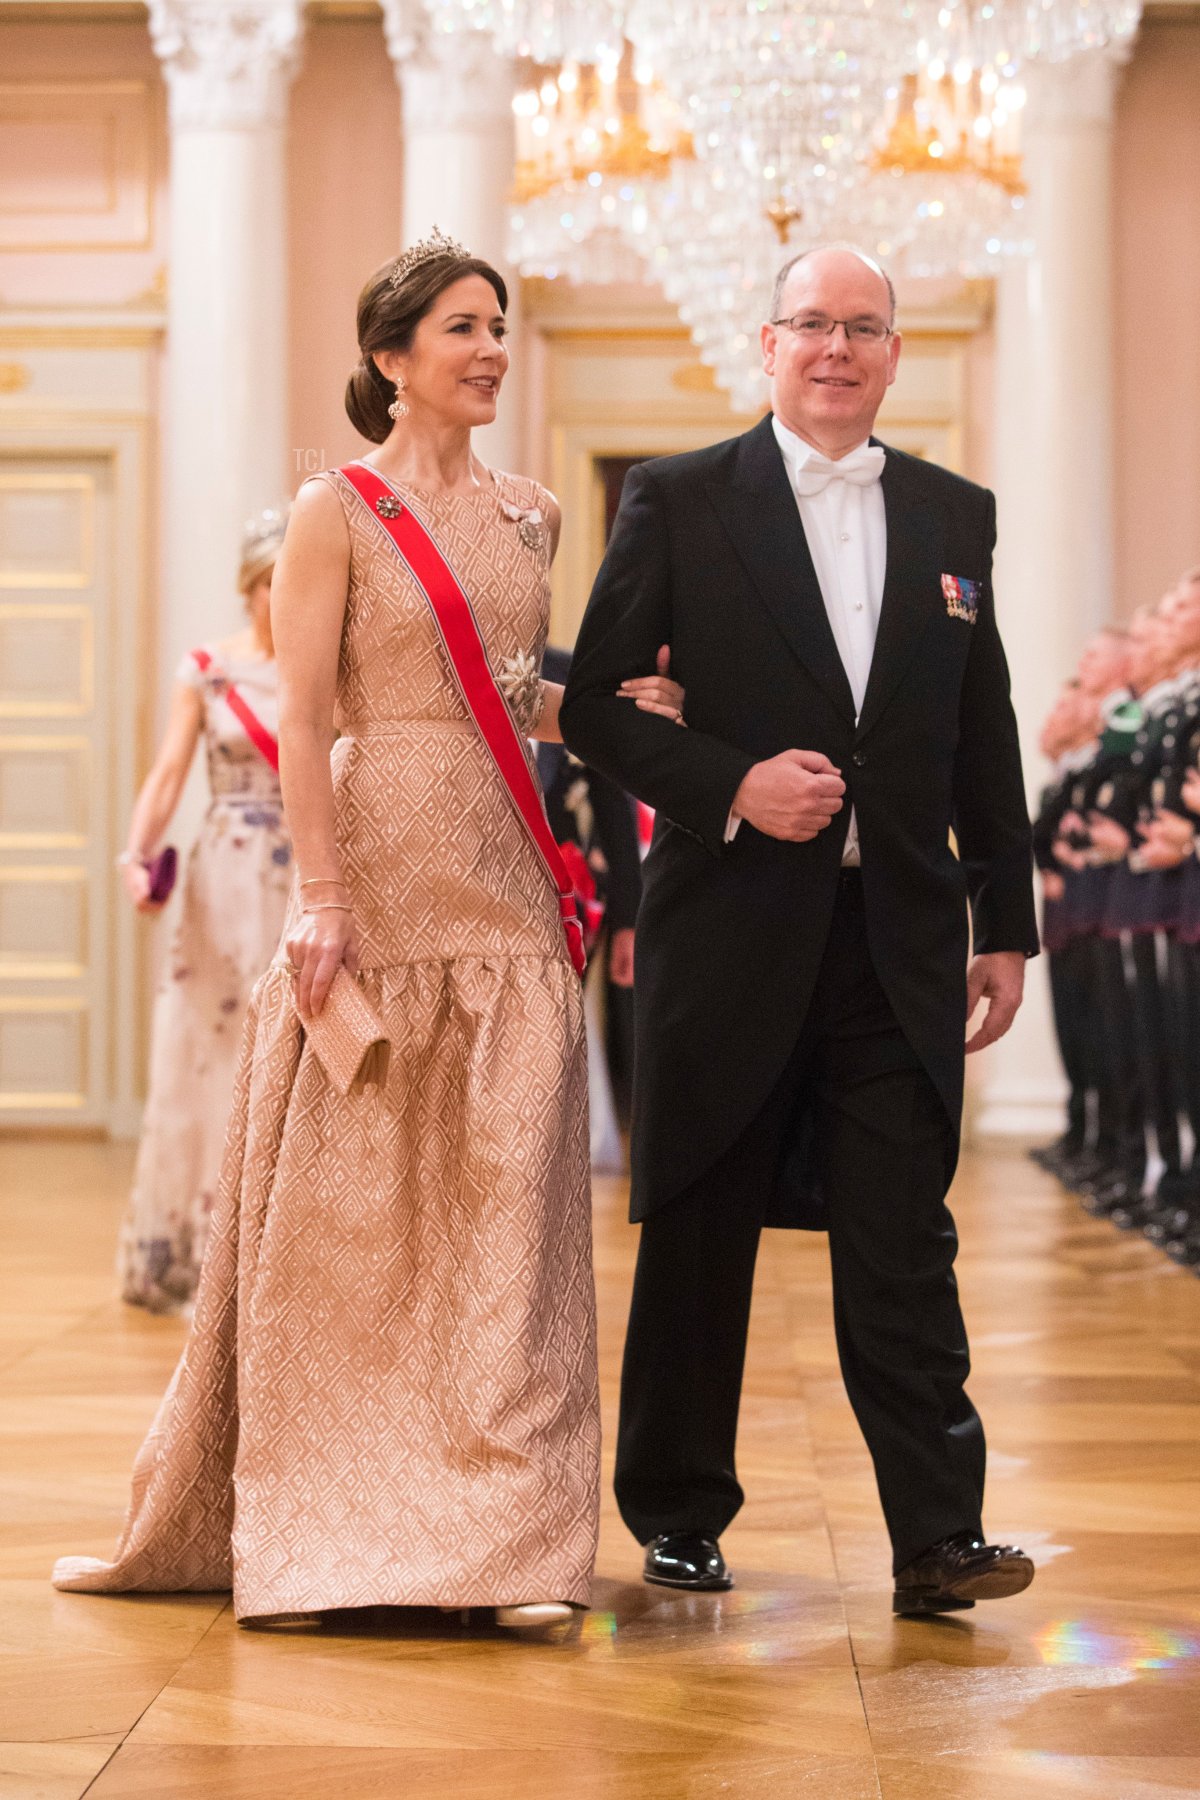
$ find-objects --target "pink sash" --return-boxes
[191,648,279,773]
[337,461,586,978]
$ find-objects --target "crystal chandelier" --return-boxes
[915,0,1140,67]
[509,42,1035,406]
[863,61,1031,275]
[625,0,902,237]
[509,42,688,282]
[496,0,1140,407]
[423,0,625,65]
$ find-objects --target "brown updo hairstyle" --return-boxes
[345,253,510,444]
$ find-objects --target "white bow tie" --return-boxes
[793,444,885,498]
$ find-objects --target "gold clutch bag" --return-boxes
[293,966,391,1097]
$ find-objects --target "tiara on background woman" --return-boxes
[239,505,290,585]
[389,225,472,288]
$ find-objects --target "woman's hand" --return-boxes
[286,903,360,1020]
[619,644,687,725]
[122,859,164,914]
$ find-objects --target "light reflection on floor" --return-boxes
[1035,1618,1200,1669]
[579,1585,800,1662]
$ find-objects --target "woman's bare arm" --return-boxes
[121,682,203,910]
[272,478,358,1014]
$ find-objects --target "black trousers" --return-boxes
[615,871,984,1576]
[1163,936,1200,1170]
[1129,931,1182,1175]
[1048,937,1099,1149]
[1095,935,1145,1174]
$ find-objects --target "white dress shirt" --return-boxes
[726,416,887,864]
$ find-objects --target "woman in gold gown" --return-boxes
[54,234,684,1629]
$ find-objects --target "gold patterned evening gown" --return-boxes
[55,467,600,1618]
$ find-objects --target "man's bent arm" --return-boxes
[560,463,755,857]
[951,491,1040,957]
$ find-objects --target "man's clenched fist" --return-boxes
[731,750,845,843]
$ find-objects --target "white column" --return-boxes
[382,4,524,471]
[149,0,303,691]
[975,47,1124,1137]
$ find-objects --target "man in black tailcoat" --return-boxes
[560,245,1040,1615]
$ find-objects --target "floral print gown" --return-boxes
[117,648,291,1312]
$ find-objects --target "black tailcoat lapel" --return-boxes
[703,414,856,725]
[857,445,945,739]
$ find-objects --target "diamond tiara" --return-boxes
[389,225,473,289]
[239,504,290,586]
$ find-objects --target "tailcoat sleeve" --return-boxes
[951,490,1040,956]
[560,462,755,858]
[1031,778,1067,873]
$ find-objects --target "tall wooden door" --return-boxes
[0,453,113,1123]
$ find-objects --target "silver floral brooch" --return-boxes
[496,649,545,734]
[375,494,402,519]
[499,498,545,552]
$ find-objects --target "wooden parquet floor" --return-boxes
[2,1135,1199,1799]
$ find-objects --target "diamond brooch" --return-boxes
[375,495,402,519]
[498,498,546,552]
[496,650,545,733]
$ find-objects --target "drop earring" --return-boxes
[388,378,409,421]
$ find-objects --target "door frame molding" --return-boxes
[0,409,155,1132]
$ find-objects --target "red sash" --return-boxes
[558,838,605,954]
[337,461,587,978]
[636,801,655,859]
[191,648,279,772]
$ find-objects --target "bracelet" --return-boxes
[302,901,353,913]
[299,876,347,890]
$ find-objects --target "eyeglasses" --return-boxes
[770,313,893,344]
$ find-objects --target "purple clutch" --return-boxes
[144,846,177,905]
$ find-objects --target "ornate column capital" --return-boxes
[1024,40,1132,133]
[148,0,305,130]
[381,4,515,132]
[379,0,428,68]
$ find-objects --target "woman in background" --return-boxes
[115,509,292,1313]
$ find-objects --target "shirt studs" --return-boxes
[840,533,851,543]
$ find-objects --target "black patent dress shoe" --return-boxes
[1057,1152,1108,1190]
[1081,1177,1140,1217]
[1164,1227,1200,1269]
[643,1532,733,1591]
[893,1531,1034,1616]
[1144,1203,1194,1245]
